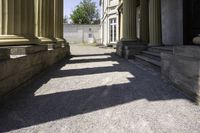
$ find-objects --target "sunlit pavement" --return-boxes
[0,44,200,133]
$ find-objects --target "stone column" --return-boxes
[54,0,65,43]
[0,0,38,45]
[140,0,149,43]
[122,0,137,41]
[35,0,55,43]
[149,0,162,46]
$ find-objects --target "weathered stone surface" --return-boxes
[161,52,173,78]
[0,46,70,98]
[124,45,147,59]
[47,43,62,50]
[174,46,200,59]
[0,48,10,60]
[116,41,147,58]
[2,45,48,55]
[161,46,200,103]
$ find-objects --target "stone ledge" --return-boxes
[1,45,48,55]
[47,43,62,50]
[174,46,200,59]
[0,48,10,61]
[0,46,70,100]
[161,47,200,104]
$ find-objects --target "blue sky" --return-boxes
[64,0,100,17]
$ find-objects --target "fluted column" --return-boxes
[0,0,38,45]
[54,0,65,43]
[140,0,149,43]
[149,0,162,46]
[122,0,137,41]
[35,0,55,43]
[119,12,123,40]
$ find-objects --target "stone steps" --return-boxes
[134,46,173,70]
[135,55,161,70]
[142,51,161,61]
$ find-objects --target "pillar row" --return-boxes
[0,0,38,45]
[54,0,65,42]
[149,0,162,46]
[35,0,55,43]
[140,0,149,43]
[122,0,137,41]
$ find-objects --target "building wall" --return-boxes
[100,0,119,46]
[161,0,183,45]
[64,24,101,44]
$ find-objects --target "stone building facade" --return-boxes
[100,0,119,46]
[0,0,70,100]
[115,0,200,104]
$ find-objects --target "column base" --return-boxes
[47,43,62,50]
[38,37,57,44]
[0,35,40,46]
[116,40,147,59]
[1,45,48,55]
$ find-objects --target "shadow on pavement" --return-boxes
[0,53,191,132]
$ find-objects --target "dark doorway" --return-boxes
[183,0,200,45]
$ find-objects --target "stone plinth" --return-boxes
[0,48,10,61]
[2,45,48,55]
[161,46,200,104]
[116,41,147,58]
[47,43,62,50]
[0,46,70,101]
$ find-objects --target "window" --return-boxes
[109,18,117,43]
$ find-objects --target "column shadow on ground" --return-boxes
[0,53,191,132]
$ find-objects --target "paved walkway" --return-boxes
[0,45,200,133]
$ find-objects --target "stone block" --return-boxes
[0,48,10,60]
[2,45,48,55]
[47,43,62,50]
[161,46,200,103]
[0,46,69,100]
[174,46,200,59]
[170,56,200,95]
[161,52,173,78]
[124,45,147,59]
[116,40,147,58]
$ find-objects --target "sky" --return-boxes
[64,0,100,17]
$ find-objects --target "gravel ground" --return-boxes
[0,44,200,133]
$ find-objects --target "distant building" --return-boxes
[64,24,101,44]
[100,0,119,46]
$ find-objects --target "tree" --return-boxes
[70,0,100,24]
[63,15,69,24]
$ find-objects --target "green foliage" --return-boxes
[70,0,100,24]
[63,15,69,23]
